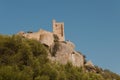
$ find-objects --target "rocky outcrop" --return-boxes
[50,41,84,67]
[85,60,94,67]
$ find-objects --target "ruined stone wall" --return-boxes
[39,30,54,46]
[23,32,40,41]
[19,29,54,47]
[18,19,65,46]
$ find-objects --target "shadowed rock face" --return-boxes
[50,41,84,67]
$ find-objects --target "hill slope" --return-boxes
[0,35,120,80]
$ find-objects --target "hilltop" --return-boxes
[0,35,120,80]
[0,20,120,80]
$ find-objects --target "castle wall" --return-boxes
[23,32,40,41]
[20,29,54,47]
[39,30,54,46]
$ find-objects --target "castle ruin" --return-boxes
[18,20,85,67]
[18,20,65,46]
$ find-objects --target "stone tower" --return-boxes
[52,20,65,41]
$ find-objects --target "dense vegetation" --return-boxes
[0,35,120,80]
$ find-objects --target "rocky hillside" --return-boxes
[0,34,120,80]
[49,41,84,67]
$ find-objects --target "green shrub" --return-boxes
[0,66,31,80]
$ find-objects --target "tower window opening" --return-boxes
[61,25,63,37]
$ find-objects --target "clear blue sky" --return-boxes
[0,0,120,74]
